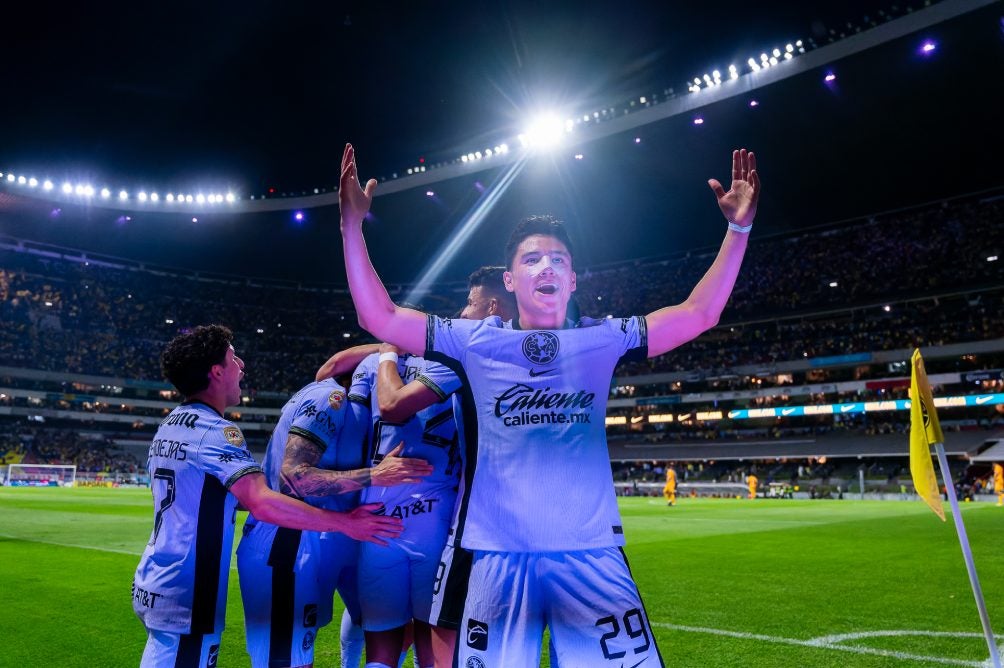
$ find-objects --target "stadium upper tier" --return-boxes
[1,190,1001,395]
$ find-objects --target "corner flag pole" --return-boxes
[912,349,1001,666]
[932,442,1002,668]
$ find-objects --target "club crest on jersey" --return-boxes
[465,658,486,668]
[327,390,345,410]
[522,331,559,365]
[222,426,244,446]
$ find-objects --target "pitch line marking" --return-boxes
[653,622,994,666]
[0,532,142,556]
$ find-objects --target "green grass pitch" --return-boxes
[0,487,1001,667]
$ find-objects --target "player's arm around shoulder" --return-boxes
[375,344,446,422]
[229,472,402,544]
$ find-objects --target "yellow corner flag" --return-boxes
[910,349,945,521]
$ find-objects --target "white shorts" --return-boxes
[440,547,663,667]
[358,496,451,631]
[236,520,359,668]
[140,628,222,668]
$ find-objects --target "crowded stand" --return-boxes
[1,191,1002,480]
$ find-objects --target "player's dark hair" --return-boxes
[161,324,234,397]
[504,215,575,270]
[467,265,517,313]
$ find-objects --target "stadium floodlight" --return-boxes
[499,144,508,153]
[185,194,193,203]
[62,182,73,194]
[5,174,13,182]
[17,175,26,184]
[196,194,205,204]
[769,56,778,66]
[83,185,94,197]
[784,53,793,60]
[786,43,794,52]
[474,151,482,159]
[43,180,53,190]
[574,154,583,160]
[208,194,217,203]
[773,48,781,58]
[749,99,759,107]
[191,217,198,222]
[100,188,110,198]
[150,192,159,202]
[693,117,704,125]
[28,177,37,187]
[119,190,128,200]
[987,256,998,262]
[137,191,148,202]
[74,184,85,195]
[166,193,174,202]
[225,192,235,203]
[825,72,837,82]
[829,281,838,287]
[639,96,646,104]
[522,113,566,149]
[461,155,469,163]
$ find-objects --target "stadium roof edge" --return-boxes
[0,0,993,215]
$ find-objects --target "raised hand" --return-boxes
[708,148,760,229]
[370,442,434,486]
[339,143,378,228]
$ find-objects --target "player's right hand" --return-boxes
[342,503,403,545]
[371,442,434,486]
[339,143,377,228]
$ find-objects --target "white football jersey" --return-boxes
[425,315,648,551]
[133,401,261,633]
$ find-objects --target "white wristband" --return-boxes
[727,221,752,234]
[378,352,399,365]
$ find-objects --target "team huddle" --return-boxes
[132,144,761,667]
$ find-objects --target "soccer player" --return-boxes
[132,324,402,668]
[237,366,433,668]
[663,465,677,506]
[747,473,759,499]
[460,265,517,321]
[350,343,461,668]
[338,143,759,666]
[994,462,1003,506]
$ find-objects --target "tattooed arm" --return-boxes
[279,434,433,498]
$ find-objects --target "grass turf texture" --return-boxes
[0,488,1000,667]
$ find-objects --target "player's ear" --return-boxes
[503,271,514,293]
[487,297,499,316]
[570,270,577,293]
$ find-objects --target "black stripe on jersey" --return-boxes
[190,474,227,634]
[618,547,666,668]
[288,425,328,452]
[425,349,477,546]
[180,400,224,418]
[174,632,203,667]
[348,393,369,405]
[267,527,303,668]
[436,545,474,630]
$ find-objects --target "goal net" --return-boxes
[5,464,77,487]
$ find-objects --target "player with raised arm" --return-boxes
[338,143,759,666]
[237,361,433,668]
[133,325,402,668]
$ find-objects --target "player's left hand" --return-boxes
[708,148,760,229]
[339,143,377,228]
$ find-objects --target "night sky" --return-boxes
[1,1,1001,283]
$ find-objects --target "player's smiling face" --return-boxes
[504,234,576,325]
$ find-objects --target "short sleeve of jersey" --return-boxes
[416,359,462,400]
[197,419,261,489]
[287,383,350,451]
[611,315,648,363]
[348,354,377,405]
[425,314,479,362]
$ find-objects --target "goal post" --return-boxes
[5,464,77,487]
